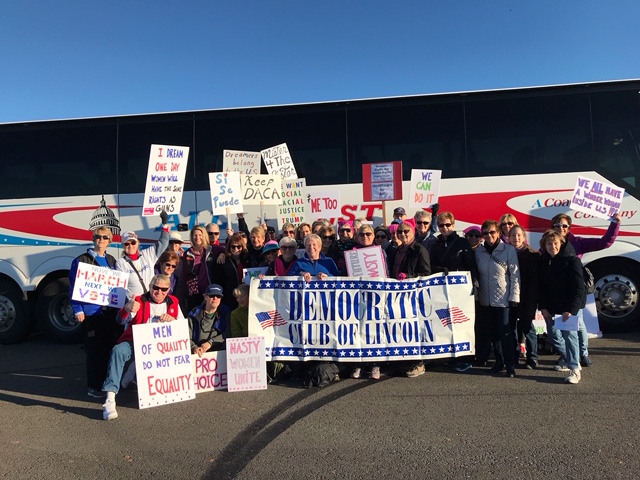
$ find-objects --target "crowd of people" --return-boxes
[68,205,622,420]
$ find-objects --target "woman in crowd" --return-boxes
[499,213,519,244]
[295,223,312,248]
[230,283,250,338]
[247,226,266,267]
[259,240,280,267]
[265,237,300,276]
[280,222,297,240]
[463,225,483,250]
[154,250,181,295]
[288,234,339,281]
[211,233,250,310]
[475,219,520,377]
[508,225,540,369]
[538,229,586,384]
[374,226,392,251]
[318,225,337,257]
[177,225,216,314]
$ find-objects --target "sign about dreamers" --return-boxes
[409,169,442,209]
[571,175,625,220]
[223,149,260,175]
[71,263,129,308]
[279,178,307,227]
[247,273,475,362]
[142,144,189,217]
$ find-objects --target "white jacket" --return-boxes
[116,229,169,297]
[475,241,520,307]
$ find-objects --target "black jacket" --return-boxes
[387,241,431,279]
[430,232,478,281]
[514,247,540,321]
[538,242,586,315]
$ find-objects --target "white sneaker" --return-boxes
[351,367,361,379]
[121,362,137,389]
[102,399,118,420]
[554,361,570,372]
[564,369,581,384]
[369,366,381,380]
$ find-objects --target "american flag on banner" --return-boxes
[255,310,287,329]
[435,307,470,327]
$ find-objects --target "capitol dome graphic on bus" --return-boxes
[89,196,120,235]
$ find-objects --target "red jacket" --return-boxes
[117,292,181,344]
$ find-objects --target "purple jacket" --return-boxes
[567,220,620,258]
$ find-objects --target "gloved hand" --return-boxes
[509,301,519,308]
[160,210,169,225]
[431,203,440,216]
[397,273,407,280]
[441,267,449,276]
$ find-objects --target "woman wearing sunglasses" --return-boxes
[317,226,337,257]
[498,213,519,244]
[430,212,478,279]
[265,236,300,276]
[154,250,180,295]
[211,233,250,310]
[463,225,483,250]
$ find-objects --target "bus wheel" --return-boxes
[591,260,640,332]
[36,278,82,343]
[0,279,28,344]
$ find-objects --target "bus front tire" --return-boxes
[0,279,29,344]
[36,278,82,343]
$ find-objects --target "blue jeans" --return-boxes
[561,330,580,371]
[102,341,133,394]
[577,310,588,357]
[545,317,566,361]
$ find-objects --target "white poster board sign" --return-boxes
[243,267,269,285]
[261,143,297,179]
[570,176,624,220]
[133,319,196,409]
[344,245,387,277]
[142,144,189,217]
[308,189,341,220]
[71,263,129,308]
[223,150,260,175]
[193,350,228,392]
[209,171,243,215]
[226,336,267,392]
[241,174,283,205]
[279,178,307,227]
[409,169,442,208]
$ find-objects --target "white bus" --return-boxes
[1,79,639,343]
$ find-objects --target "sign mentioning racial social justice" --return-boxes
[243,267,269,285]
[409,169,442,209]
[248,273,475,362]
[133,319,196,409]
[209,171,244,215]
[279,178,307,227]
[241,174,283,205]
[571,176,625,220]
[223,150,261,175]
[226,337,267,392]
[307,188,341,220]
[344,245,387,277]
[142,144,189,217]
[362,161,403,202]
[193,350,228,393]
[261,143,297,179]
[71,263,129,308]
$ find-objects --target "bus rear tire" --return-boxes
[0,279,29,344]
[590,259,640,332]
[36,278,82,343]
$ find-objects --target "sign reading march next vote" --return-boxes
[142,144,189,217]
[248,273,475,362]
[571,175,625,220]
[71,263,128,308]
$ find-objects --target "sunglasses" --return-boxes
[230,245,243,250]
[501,222,515,227]
[163,263,177,269]
[124,241,137,246]
[284,230,295,235]
[208,231,220,236]
[482,230,498,235]
[322,235,336,240]
[375,234,388,239]
[93,235,110,241]
[466,233,481,238]
[281,246,297,250]
[438,223,453,228]
[397,230,412,235]
[151,285,169,292]
[553,223,570,229]
[415,221,430,226]
[358,232,373,237]
[339,229,352,233]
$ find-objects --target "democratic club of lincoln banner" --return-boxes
[247,273,475,362]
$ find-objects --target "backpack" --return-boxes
[583,266,595,295]
[303,362,340,388]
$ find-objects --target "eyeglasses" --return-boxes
[339,229,351,233]
[283,230,295,235]
[466,233,481,239]
[151,285,169,292]
[553,223,570,229]
[123,241,137,246]
[501,222,515,227]
[415,221,430,226]
[358,232,373,237]
[93,235,110,241]
[438,223,453,228]
[163,263,177,269]
[208,231,220,236]
[322,235,336,240]
[397,230,412,235]
[230,245,243,250]
[482,230,498,236]
[375,234,388,239]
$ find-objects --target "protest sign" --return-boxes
[409,169,442,209]
[307,188,341,220]
[570,176,625,220]
[226,337,267,392]
[362,161,403,202]
[133,319,196,409]
[243,267,268,285]
[248,273,475,362]
[209,171,243,215]
[142,144,189,217]
[71,263,128,308]
[193,350,228,393]
[261,143,297,179]
[223,150,260,175]
[241,174,283,205]
[279,178,307,227]
[344,245,387,277]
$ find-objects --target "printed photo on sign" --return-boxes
[226,337,267,392]
[409,169,442,208]
[261,143,298,179]
[209,171,243,215]
[223,150,260,175]
[71,263,128,308]
[142,144,189,217]
[570,175,624,220]
[193,350,228,393]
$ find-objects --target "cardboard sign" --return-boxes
[223,150,260,175]
[570,176,624,220]
[344,245,387,277]
[362,161,403,202]
[307,189,341,220]
[279,178,307,227]
[261,143,297,179]
[133,319,196,409]
[71,263,128,308]
[409,169,442,208]
[193,350,228,392]
[209,171,243,215]
[241,174,283,205]
[142,144,189,217]
[226,336,267,392]
[243,267,269,285]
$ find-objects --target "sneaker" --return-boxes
[525,359,538,370]
[506,368,516,378]
[369,366,381,380]
[350,367,361,379]
[580,355,593,367]
[564,369,581,384]
[406,362,425,378]
[489,364,504,374]
[554,361,570,372]
[333,372,341,382]
[455,362,472,372]
[102,399,118,420]
[519,343,526,358]
[121,362,137,389]
[88,388,106,399]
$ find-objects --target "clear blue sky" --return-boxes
[2,1,638,123]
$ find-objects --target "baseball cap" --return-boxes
[169,232,184,244]
[204,284,224,297]
[121,231,138,244]
[393,207,406,216]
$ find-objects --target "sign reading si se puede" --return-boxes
[279,178,307,228]
[223,150,260,175]
[307,189,341,220]
[241,174,283,205]
[570,175,625,220]
[409,169,442,209]
[209,171,243,215]
[142,144,189,217]
[193,350,228,393]
[226,336,267,392]
[261,143,297,179]
[71,263,128,308]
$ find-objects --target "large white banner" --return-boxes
[248,273,475,362]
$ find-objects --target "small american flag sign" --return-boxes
[255,310,287,329]
[435,307,470,327]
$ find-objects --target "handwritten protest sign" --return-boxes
[409,169,442,208]
[279,178,307,227]
[71,263,128,308]
[142,144,189,217]
[226,337,267,392]
[133,319,195,409]
[261,143,297,179]
[249,273,475,362]
[307,188,341,220]
[344,245,387,277]
[241,174,283,205]
[209,171,243,215]
[571,176,625,220]
[223,150,260,175]
[243,267,268,285]
[362,161,403,202]
[193,350,228,393]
